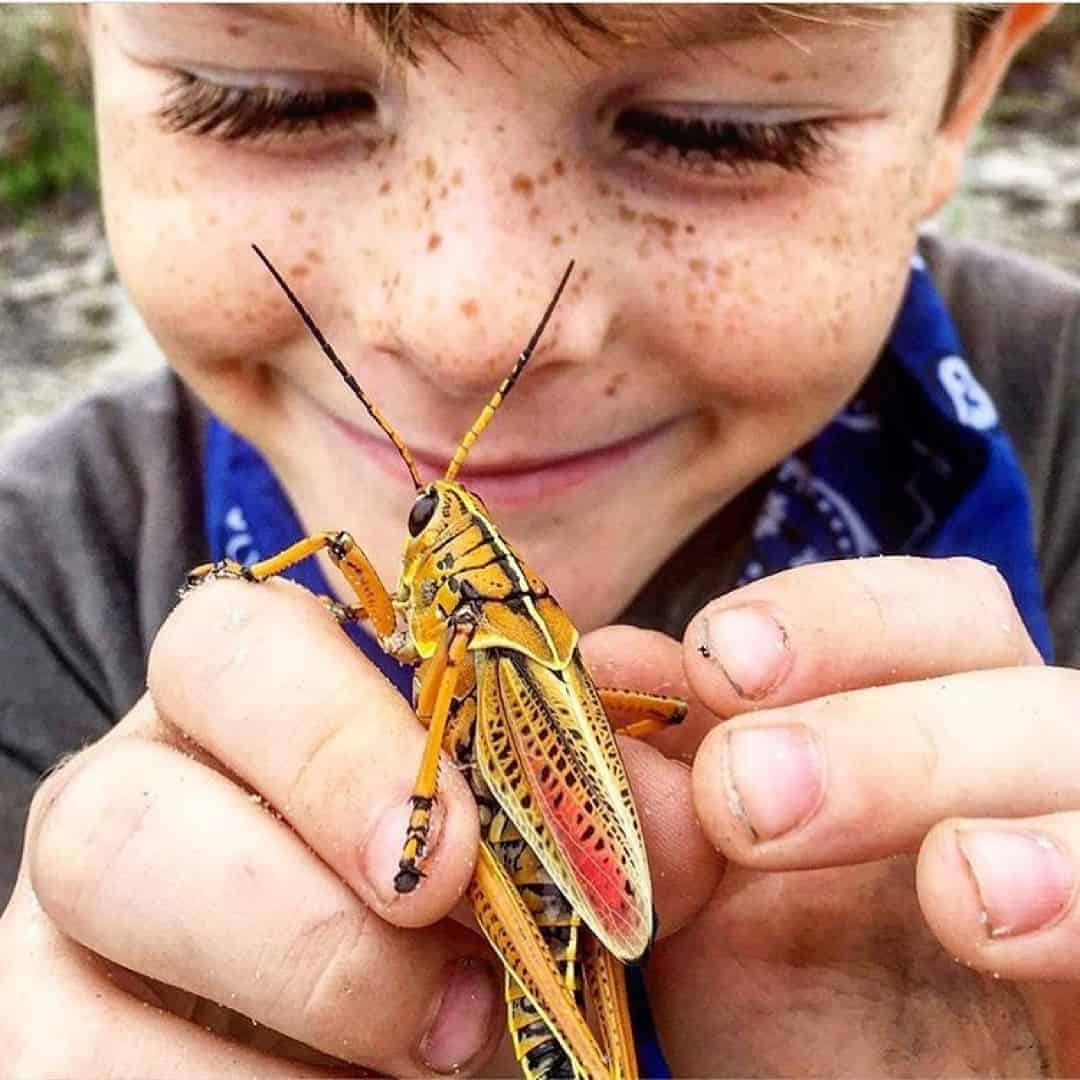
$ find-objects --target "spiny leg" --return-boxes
[598,688,687,740]
[394,623,473,894]
[469,843,609,1080]
[583,934,638,1080]
[186,530,396,640]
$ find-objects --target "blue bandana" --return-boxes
[203,250,1052,1079]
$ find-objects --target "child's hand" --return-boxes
[1,578,715,1077]
[585,556,1075,1076]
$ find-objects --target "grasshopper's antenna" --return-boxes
[445,260,574,483]
[252,244,423,491]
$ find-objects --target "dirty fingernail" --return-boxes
[420,958,499,1074]
[958,829,1075,938]
[725,724,823,842]
[701,607,790,700]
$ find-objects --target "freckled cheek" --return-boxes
[98,120,331,375]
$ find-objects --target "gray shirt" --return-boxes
[1,235,1078,905]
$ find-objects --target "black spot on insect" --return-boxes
[624,880,634,895]
[437,553,454,571]
[520,793,532,809]
[460,579,481,601]
[408,490,438,537]
[446,576,460,593]
[582,824,595,841]
[506,595,528,615]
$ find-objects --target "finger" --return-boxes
[683,556,1042,718]
[579,627,722,932]
[149,576,479,928]
[918,813,1080,982]
[692,666,1080,869]
[617,738,722,938]
[29,736,502,1076]
[3,861,354,1076]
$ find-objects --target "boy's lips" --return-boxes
[330,414,679,508]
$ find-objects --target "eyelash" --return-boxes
[613,109,836,175]
[158,72,376,141]
[158,72,836,176]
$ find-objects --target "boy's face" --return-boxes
[88,4,980,629]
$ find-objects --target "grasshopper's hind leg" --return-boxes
[186,530,397,641]
[597,688,686,740]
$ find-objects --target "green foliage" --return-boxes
[0,9,97,215]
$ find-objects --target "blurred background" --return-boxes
[1,5,1078,442]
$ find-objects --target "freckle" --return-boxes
[551,234,562,247]
[427,232,442,251]
[580,268,591,283]
[378,179,392,195]
[641,213,676,238]
[688,258,706,277]
[597,181,611,197]
[617,204,637,223]
[769,69,790,84]
[422,155,438,180]
[552,158,565,177]
[226,23,247,37]
[528,206,541,222]
[305,248,323,264]
[692,320,708,336]
[495,124,505,134]
[684,223,696,235]
[460,299,479,319]
[439,184,448,199]
[289,264,309,279]
[603,372,626,398]
[451,169,463,187]
[172,178,186,194]
[206,213,219,226]
[511,173,534,196]
[569,223,578,236]
[657,279,668,293]
[423,196,433,213]
[289,208,306,225]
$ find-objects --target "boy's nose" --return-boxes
[373,232,612,400]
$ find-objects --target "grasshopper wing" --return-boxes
[476,649,653,961]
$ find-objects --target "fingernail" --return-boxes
[700,607,790,700]
[363,799,440,906]
[725,724,823,842]
[958,829,1075,938]
[420,958,500,1074]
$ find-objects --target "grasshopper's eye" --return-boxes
[408,490,439,537]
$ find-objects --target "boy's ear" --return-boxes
[923,4,1059,217]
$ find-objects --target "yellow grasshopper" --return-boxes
[190,246,686,1079]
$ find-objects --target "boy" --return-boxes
[3,3,1079,1075]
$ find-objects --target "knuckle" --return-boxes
[287,906,389,1051]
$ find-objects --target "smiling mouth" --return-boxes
[330,413,679,509]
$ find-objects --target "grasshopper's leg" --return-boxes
[187,530,396,640]
[583,934,638,1080]
[394,623,473,894]
[598,688,687,740]
[470,842,609,1080]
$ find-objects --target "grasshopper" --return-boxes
[190,247,686,1079]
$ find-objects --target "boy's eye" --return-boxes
[157,72,377,142]
[612,108,837,176]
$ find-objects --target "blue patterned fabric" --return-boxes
[203,250,1052,1079]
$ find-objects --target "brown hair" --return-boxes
[352,4,1008,118]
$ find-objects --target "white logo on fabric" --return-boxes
[224,505,260,564]
[937,355,998,431]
